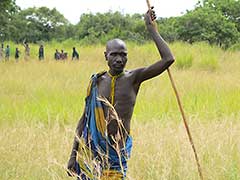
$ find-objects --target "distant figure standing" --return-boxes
[39,45,44,60]
[5,45,10,61]
[72,47,79,60]
[60,49,67,60]
[0,43,4,61]
[23,41,30,60]
[15,48,20,62]
[54,49,60,60]
[60,50,64,60]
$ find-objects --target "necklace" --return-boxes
[107,71,124,105]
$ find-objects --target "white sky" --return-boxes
[15,0,199,24]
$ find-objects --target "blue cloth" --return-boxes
[77,73,132,179]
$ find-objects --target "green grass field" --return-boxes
[0,42,239,179]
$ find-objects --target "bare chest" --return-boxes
[97,74,138,118]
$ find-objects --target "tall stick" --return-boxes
[146,1,203,179]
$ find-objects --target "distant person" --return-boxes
[39,45,44,60]
[23,41,30,60]
[60,50,64,60]
[54,49,60,60]
[0,43,4,61]
[72,47,79,60]
[15,48,20,62]
[60,49,67,60]
[64,52,68,60]
[5,45,10,61]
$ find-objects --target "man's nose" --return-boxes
[116,59,123,65]
[116,58,122,62]
[116,56,123,63]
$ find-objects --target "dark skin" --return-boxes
[67,9,175,175]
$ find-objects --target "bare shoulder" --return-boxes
[125,68,144,76]
[96,71,108,82]
[125,67,145,84]
[119,69,140,82]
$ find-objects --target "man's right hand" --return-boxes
[67,156,77,177]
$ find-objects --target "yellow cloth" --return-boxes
[101,169,123,180]
[95,107,106,136]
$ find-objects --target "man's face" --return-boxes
[105,40,128,75]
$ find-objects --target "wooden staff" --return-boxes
[145,0,203,179]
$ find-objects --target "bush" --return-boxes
[228,43,240,52]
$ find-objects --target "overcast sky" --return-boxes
[15,0,199,24]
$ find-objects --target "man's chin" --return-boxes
[115,68,124,74]
[110,68,124,75]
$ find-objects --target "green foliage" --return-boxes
[75,12,146,44]
[0,0,20,41]
[1,0,240,48]
[228,43,240,52]
[203,0,240,31]
[175,6,239,48]
[10,7,70,43]
[158,17,179,42]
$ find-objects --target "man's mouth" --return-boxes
[113,64,123,69]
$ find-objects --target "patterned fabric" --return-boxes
[76,72,132,180]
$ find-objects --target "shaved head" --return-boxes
[106,39,127,53]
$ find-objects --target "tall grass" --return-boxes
[171,42,194,69]
[0,119,239,179]
[0,41,239,179]
[170,42,222,70]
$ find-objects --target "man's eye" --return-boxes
[109,52,127,57]
[121,53,127,57]
[110,53,117,56]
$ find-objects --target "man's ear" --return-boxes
[104,51,108,61]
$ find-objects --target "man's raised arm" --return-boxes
[134,8,175,84]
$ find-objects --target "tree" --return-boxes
[202,0,240,31]
[176,6,239,48]
[11,7,69,42]
[0,0,20,41]
[157,17,179,42]
[75,12,147,44]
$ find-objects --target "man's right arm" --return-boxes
[67,113,85,175]
[70,116,84,156]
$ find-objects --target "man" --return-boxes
[0,43,4,61]
[23,41,30,60]
[39,45,44,60]
[72,47,79,60]
[54,49,60,60]
[60,49,68,60]
[15,47,20,62]
[5,45,10,61]
[67,9,175,179]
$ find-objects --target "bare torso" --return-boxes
[97,70,140,142]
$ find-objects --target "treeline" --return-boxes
[1,0,240,48]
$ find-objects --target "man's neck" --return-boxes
[108,70,124,77]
